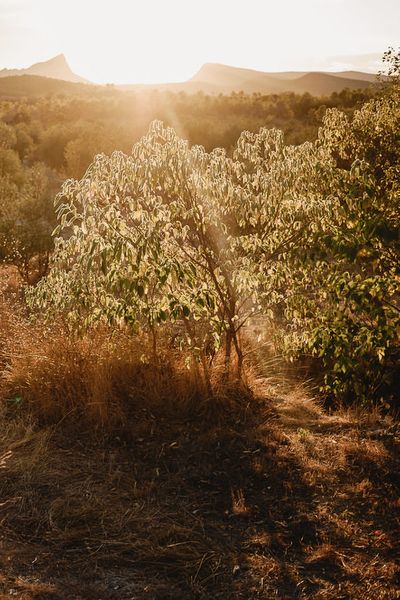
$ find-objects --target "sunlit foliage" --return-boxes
[281,53,400,403]
[29,121,332,383]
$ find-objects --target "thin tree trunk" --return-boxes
[232,328,243,381]
[150,323,158,360]
[224,329,233,380]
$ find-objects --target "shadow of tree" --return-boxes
[0,391,399,599]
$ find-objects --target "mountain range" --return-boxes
[122,63,378,95]
[0,54,380,97]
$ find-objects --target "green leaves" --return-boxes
[27,88,399,404]
[30,120,317,373]
[279,81,400,404]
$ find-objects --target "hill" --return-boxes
[0,74,102,98]
[286,71,373,95]
[190,63,375,95]
[0,54,88,84]
[330,70,380,82]
[119,63,376,96]
[0,55,378,97]
[191,63,289,93]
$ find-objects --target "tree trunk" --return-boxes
[232,328,243,381]
[224,329,233,380]
[200,352,213,398]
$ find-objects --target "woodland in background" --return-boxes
[0,85,377,281]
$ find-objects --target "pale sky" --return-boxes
[0,0,399,83]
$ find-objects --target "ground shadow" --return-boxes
[0,390,399,598]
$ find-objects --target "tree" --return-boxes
[29,121,328,385]
[282,55,400,403]
[0,122,17,150]
[0,163,56,283]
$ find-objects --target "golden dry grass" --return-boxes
[0,293,221,428]
[0,278,399,599]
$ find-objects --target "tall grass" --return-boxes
[0,291,248,428]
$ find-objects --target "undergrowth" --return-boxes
[0,274,399,599]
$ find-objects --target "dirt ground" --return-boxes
[0,383,399,599]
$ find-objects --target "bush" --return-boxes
[281,55,400,405]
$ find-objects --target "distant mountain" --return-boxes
[0,56,379,97]
[329,71,380,83]
[191,63,288,93]
[189,63,375,95]
[0,54,88,84]
[119,62,377,96]
[286,72,373,95]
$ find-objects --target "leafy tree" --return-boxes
[0,122,17,150]
[0,163,56,282]
[29,121,329,385]
[36,125,75,171]
[64,126,123,179]
[14,123,35,160]
[0,148,24,187]
[282,53,400,403]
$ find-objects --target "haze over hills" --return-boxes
[0,55,380,97]
[0,75,100,98]
[329,71,381,83]
[188,63,376,95]
[121,62,378,95]
[0,54,88,84]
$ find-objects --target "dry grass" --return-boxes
[0,381,398,599]
[0,279,399,599]
[0,294,222,428]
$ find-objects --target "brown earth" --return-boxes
[0,380,399,600]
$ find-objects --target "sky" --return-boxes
[0,0,399,83]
